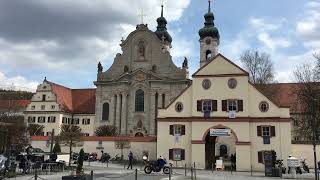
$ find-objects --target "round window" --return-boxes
[175,102,183,113]
[202,79,211,90]
[259,101,269,112]
[228,78,237,89]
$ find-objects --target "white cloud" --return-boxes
[297,1,320,49]
[0,71,38,92]
[257,32,291,50]
[249,17,283,32]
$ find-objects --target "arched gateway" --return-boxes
[203,125,237,169]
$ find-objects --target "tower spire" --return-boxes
[208,0,211,13]
[161,4,164,17]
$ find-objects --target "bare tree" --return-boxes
[240,50,275,84]
[95,125,118,136]
[294,54,320,140]
[57,124,83,166]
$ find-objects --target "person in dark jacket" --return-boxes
[127,151,133,169]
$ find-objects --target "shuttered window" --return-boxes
[222,100,244,112]
[169,149,185,161]
[257,126,276,137]
[169,125,186,136]
[197,100,218,112]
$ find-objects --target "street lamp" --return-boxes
[312,97,319,180]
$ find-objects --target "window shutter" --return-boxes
[271,126,276,137]
[238,100,243,111]
[181,125,185,135]
[169,125,174,135]
[212,100,217,111]
[258,151,263,163]
[181,149,185,160]
[257,126,262,136]
[197,100,202,111]
[169,149,173,160]
[222,100,227,111]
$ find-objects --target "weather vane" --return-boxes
[138,9,147,24]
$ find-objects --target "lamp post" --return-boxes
[312,97,318,180]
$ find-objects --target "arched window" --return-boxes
[135,89,144,112]
[102,102,109,121]
[124,65,129,73]
[206,50,212,60]
[138,41,145,58]
[220,145,228,157]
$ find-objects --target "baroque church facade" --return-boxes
[94,6,189,136]
[24,5,189,137]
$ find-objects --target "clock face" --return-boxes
[205,39,211,45]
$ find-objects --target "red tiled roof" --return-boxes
[265,83,305,113]
[47,81,96,114]
[0,99,31,110]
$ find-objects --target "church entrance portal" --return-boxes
[204,127,237,170]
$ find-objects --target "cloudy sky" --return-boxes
[0,0,319,92]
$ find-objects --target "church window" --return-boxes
[202,79,211,89]
[175,102,183,112]
[228,78,237,89]
[259,101,269,112]
[31,105,35,110]
[152,65,157,72]
[102,102,110,121]
[51,105,55,109]
[124,66,129,73]
[42,95,46,101]
[135,132,144,137]
[138,41,145,58]
[41,105,45,110]
[135,90,144,112]
[206,50,212,60]
[162,94,166,108]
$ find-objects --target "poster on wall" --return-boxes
[210,128,231,136]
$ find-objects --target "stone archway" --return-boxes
[202,124,238,170]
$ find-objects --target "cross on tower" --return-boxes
[208,0,213,12]
[138,9,147,24]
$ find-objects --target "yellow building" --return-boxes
[157,54,292,171]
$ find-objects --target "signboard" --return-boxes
[264,151,273,177]
[228,111,236,118]
[287,157,300,167]
[210,129,231,136]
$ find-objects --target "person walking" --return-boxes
[127,151,133,169]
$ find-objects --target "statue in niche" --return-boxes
[138,41,145,59]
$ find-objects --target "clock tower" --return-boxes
[199,0,220,67]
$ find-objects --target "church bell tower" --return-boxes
[199,0,220,67]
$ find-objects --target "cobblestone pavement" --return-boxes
[9,162,315,180]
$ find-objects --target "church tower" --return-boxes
[199,0,220,67]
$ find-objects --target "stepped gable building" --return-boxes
[94,5,190,136]
[24,78,96,136]
[156,1,291,171]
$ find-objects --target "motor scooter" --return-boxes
[300,158,310,173]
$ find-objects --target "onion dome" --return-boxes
[198,0,220,40]
[154,5,172,43]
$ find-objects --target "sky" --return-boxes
[0,0,319,92]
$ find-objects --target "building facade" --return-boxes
[157,54,292,171]
[24,79,96,136]
[156,4,291,171]
[93,7,189,136]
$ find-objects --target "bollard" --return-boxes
[35,168,38,180]
[250,165,253,176]
[194,162,196,180]
[212,163,213,173]
[135,169,138,180]
[90,170,93,180]
[169,163,172,180]
[185,164,187,176]
[107,161,108,168]
[191,167,193,180]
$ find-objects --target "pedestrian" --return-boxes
[127,151,133,169]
